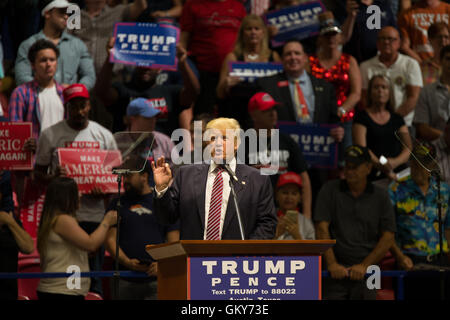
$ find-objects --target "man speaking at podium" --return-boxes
[152,117,277,240]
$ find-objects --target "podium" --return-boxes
[146,240,335,300]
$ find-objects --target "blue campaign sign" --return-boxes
[229,62,283,82]
[264,1,325,47]
[187,256,321,300]
[277,122,338,169]
[111,22,179,70]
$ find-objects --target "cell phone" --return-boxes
[285,210,298,224]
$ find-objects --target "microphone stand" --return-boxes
[221,164,245,240]
[111,168,130,300]
[229,179,245,241]
[432,169,445,300]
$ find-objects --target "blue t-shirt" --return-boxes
[106,192,179,265]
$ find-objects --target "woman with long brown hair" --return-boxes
[37,177,117,300]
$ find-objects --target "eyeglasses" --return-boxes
[377,37,399,43]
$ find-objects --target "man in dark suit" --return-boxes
[256,39,344,215]
[152,117,277,240]
[256,39,344,138]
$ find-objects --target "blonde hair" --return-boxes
[205,117,241,146]
[233,14,272,61]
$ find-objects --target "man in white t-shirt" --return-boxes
[9,38,65,145]
[34,83,117,296]
[360,26,423,133]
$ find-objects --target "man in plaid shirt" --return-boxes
[9,39,65,146]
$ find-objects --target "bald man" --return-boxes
[360,26,423,135]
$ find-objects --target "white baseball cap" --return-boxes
[41,0,71,16]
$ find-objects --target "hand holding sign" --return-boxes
[176,43,187,64]
[23,138,36,154]
[111,23,180,70]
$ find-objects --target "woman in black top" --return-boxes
[352,75,412,180]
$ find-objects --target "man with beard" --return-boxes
[34,83,118,296]
[104,157,179,300]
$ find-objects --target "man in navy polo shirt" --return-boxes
[104,157,179,300]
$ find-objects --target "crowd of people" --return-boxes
[0,0,450,301]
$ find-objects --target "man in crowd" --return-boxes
[256,39,344,210]
[124,98,176,164]
[9,39,64,144]
[15,0,96,90]
[104,157,179,300]
[95,39,200,135]
[414,45,450,141]
[360,26,423,134]
[70,0,147,75]
[245,92,312,219]
[314,145,396,300]
[433,118,450,184]
[389,143,450,300]
[9,39,66,210]
[398,0,450,64]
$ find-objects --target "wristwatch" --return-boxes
[379,155,388,165]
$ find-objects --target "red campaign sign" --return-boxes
[0,122,32,170]
[57,148,122,194]
[19,177,46,239]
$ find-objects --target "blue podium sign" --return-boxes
[187,256,321,300]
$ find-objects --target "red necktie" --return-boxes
[294,80,310,121]
[205,168,224,240]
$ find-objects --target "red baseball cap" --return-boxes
[276,171,302,189]
[63,84,89,103]
[248,92,279,113]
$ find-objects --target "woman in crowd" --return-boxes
[216,14,281,129]
[274,172,315,240]
[309,11,361,150]
[37,177,117,300]
[352,75,412,181]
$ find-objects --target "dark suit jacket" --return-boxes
[154,163,277,240]
[256,72,340,125]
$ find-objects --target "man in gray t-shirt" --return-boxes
[314,145,396,300]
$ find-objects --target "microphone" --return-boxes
[221,163,238,182]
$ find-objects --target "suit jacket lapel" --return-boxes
[195,164,209,231]
[222,164,248,237]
